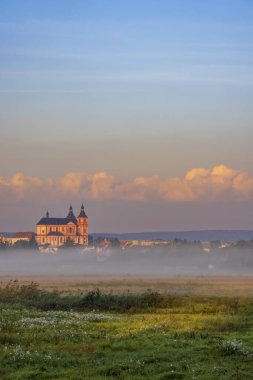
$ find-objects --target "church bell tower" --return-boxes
[77,204,88,245]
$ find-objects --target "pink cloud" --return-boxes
[1,165,253,202]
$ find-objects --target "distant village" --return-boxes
[0,205,253,254]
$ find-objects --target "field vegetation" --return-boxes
[0,281,253,379]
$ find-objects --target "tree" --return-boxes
[88,234,94,246]
[0,240,10,250]
[28,235,39,250]
[108,237,121,248]
[59,237,76,249]
[12,236,38,250]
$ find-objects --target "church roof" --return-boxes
[36,217,77,226]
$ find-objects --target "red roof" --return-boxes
[15,232,35,238]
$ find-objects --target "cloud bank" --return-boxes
[1,165,253,203]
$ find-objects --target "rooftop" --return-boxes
[36,217,77,226]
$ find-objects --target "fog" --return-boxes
[0,246,253,276]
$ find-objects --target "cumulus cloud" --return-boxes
[1,165,253,202]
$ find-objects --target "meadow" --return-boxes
[0,279,253,379]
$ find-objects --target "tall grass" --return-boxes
[0,281,252,313]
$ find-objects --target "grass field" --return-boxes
[0,278,253,379]
[2,275,253,296]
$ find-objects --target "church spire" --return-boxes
[67,205,76,220]
[46,210,49,218]
[78,204,87,218]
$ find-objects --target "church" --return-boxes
[36,205,88,247]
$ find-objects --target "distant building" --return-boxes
[120,239,171,248]
[0,232,35,246]
[36,205,88,247]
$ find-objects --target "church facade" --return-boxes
[36,205,88,247]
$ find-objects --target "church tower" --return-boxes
[66,205,76,221]
[77,204,88,245]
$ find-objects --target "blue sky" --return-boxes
[1,1,253,92]
[0,1,253,231]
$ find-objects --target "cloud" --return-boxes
[1,165,253,203]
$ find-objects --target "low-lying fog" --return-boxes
[0,246,253,276]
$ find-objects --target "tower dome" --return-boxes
[78,204,87,218]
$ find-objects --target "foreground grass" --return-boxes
[0,283,253,379]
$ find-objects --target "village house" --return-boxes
[36,205,88,247]
[0,232,35,246]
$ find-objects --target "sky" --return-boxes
[0,0,253,232]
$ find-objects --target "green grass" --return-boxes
[0,282,253,379]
